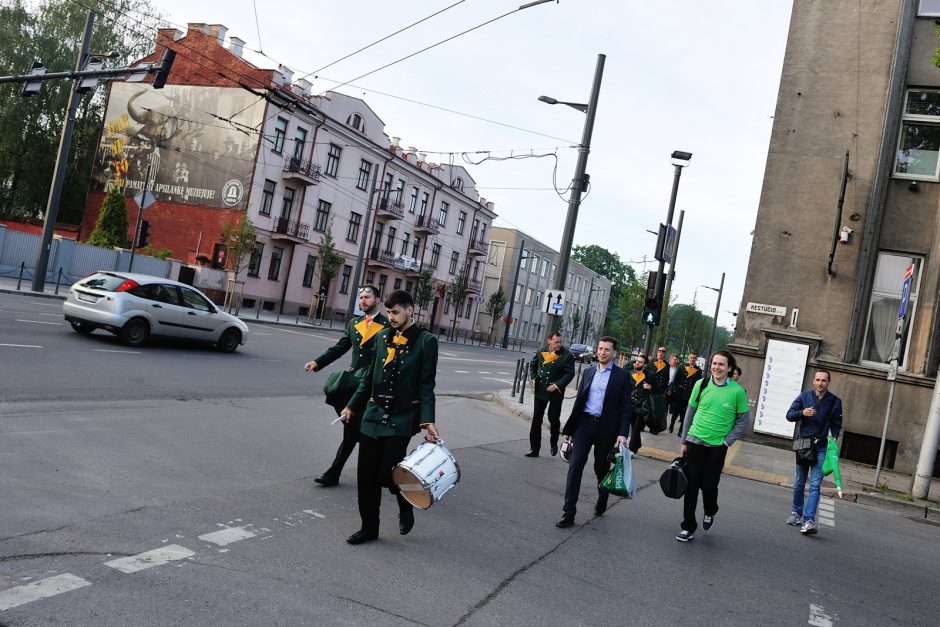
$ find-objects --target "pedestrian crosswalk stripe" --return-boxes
[198,526,256,546]
[0,574,91,611]
[104,545,194,574]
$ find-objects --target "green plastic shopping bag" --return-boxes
[822,435,843,498]
[599,444,635,499]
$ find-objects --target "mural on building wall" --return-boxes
[91,83,265,210]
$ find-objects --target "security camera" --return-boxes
[839,225,853,243]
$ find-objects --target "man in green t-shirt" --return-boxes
[676,350,750,542]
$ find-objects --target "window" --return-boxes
[405,280,414,294]
[479,223,487,245]
[521,250,528,269]
[457,211,466,235]
[552,264,557,280]
[400,232,410,256]
[465,297,472,319]
[531,255,539,274]
[273,118,287,153]
[314,199,331,232]
[394,278,402,290]
[366,271,375,284]
[452,176,464,191]
[325,143,341,177]
[919,0,940,16]
[472,260,481,281]
[340,264,352,294]
[180,286,212,312]
[861,252,922,368]
[430,244,441,268]
[347,113,364,132]
[260,180,275,216]
[540,258,547,277]
[374,223,384,250]
[412,236,421,258]
[247,242,263,277]
[525,288,533,305]
[347,212,362,242]
[419,192,429,217]
[395,179,405,204]
[409,187,418,213]
[378,274,388,296]
[382,173,394,200]
[357,160,372,190]
[515,284,523,302]
[444,294,451,315]
[385,226,397,253]
[268,246,283,280]
[281,187,295,219]
[293,127,307,160]
[449,251,460,274]
[470,219,479,242]
[895,89,940,179]
[438,201,449,226]
[302,255,317,287]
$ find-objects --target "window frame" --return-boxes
[340,264,352,294]
[302,255,317,288]
[272,117,287,153]
[860,251,923,370]
[247,242,263,277]
[918,0,940,16]
[281,187,295,219]
[293,127,307,160]
[456,211,466,235]
[894,88,940,181]
[438,201,449,226]
[314,199,331,233]
[260,179,275,216]
[357,159,372,191]
[449,251,460,274]
[430,244,441,268]
[347,211,362,242]
[325,143,342,178]
[268,246,284,281]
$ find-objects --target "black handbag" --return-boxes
[792,418,819,466]
[660,457,688,499]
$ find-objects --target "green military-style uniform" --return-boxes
[527,344,575,455]
[311,311,388,484]
[649,356,670,433]
[672,360,703,436]
[347,322,438,536]
[630,363,662,444]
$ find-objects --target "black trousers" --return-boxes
[530,396,561,452]
[357,433,413,534]
[669,398,688,433]
[323,413,362,479]
[681,441,728,532]
[562,417,615,514]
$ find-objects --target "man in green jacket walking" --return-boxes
[304,285,388,487]
[340,289,439,545]
[526,331,575,457]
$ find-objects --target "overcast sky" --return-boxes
[150,0,794,331]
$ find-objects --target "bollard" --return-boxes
[575,361,583,389]
[519,366,526,404]
[256,305,261,320]
[512,358,522,396]
[276,302,281,323]
[17,261,25,290]
[54,268,63,295]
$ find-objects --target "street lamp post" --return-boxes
[701,272,725,356]
[502,240,527,349]
[643,151,692,355]
[539,53,606,337]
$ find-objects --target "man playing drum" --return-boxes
[340,290,439,545]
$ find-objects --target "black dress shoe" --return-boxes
[314,473,339,487]
[399,511,415,535]
[524,450,539,458]
[594,503,608,517]
[555,513,575,528]
[550,444,558,456]
[346,529,378,545]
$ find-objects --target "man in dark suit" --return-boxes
[304,285,388,486]
[555,336,634,528]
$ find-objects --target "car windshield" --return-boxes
[79,273,129,291]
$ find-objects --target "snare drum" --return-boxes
[393,441,461,509]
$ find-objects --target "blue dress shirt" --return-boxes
[584,364,612,417]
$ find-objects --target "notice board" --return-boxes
[754,339,809,437]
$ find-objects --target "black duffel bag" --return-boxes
[660,457,688,499]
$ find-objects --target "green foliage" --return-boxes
[572,244,638,336]
[220,214,256,280]
[933,26,940,68]
[414,268,435,319]
[572,244,633,286]
[315,219,345,291]
[86,186,128,248]
[446,270,471,337]
[484,284,507,340]
[138,245,172,259]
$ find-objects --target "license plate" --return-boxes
[77,292,98,303]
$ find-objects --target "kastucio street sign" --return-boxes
[746,302,788,316]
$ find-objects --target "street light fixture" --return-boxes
[540,53,606,338]
[700,272,725,356]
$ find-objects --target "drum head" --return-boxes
[393,466,433,509]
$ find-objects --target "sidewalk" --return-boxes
[493,385,940,522]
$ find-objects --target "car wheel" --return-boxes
[217,328,241,353]
[119,318,149,347]
[70,320,94,334]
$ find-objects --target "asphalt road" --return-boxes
[2,292,940,625]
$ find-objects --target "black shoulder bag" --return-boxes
[792,409,821,466]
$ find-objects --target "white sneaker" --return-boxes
[675,529,694,542]
[800,519,818,535]
[786,512,803,526]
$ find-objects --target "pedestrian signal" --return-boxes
[136,220,151,248]
[641,271,665,326]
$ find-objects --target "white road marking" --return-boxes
[15,319,63,325]
[263,326,337,341]
[178,354,220,359]
[303,510,326,519]
[498,371,511,375]
[440,351,458,357]
[808,603,834,626]
[439,356,518,365]
[477,371,491,374]
[37,312,62,317]
[92,349,141,354]
[0,343,42,348]
[454,370,470,374]
[249,358,283,362]
[251,332,272,336]
[483,377,514,385]
[817,497,835,527]
[198,526,255,546]
[104,544,195,573]
[0,574,91,611]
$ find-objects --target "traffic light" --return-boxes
[152,49,176,89]
[641,271,665,326]
[136,220,151,248]
[20,60,45,97]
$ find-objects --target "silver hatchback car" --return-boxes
[63,271,249,351]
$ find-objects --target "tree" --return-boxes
[446,269,471,339]
[315,219,345,296]
[85,186,128,248]
[0,0,163,223]
[220,214,256,280]
[572,244,637,335]
[484,284,507,344]
[568,306,583,343]
[414,268,435,323]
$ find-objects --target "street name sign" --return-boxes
[746,302,787,316]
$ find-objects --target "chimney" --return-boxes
[417,152,427,165]
[390,136,400,148]
[295,78,312,95]
[278,64,293,85]
[156,28,182,49]
[227,36,246,58]
[187,23,209,36]
[208,24,228,44]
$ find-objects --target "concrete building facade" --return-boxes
[732,0,940,476]
[478,227,611,349]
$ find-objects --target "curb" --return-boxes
[855,492,931,518]
[0,287,66,301]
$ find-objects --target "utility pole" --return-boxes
[580,276,594,344]
[660,209,685,344]
[347,167,379,319]
[545,54,605,336]
[502,239,526,349]
[31,10,95,292]
[707,272,725,355]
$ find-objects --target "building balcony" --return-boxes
[282,157,320,186]
[375,197,404,219]
[467,239,487,256]
[368,247,397,268]
[466,278,482,293]
[392,255,423,274]
[414,214,440,235]
[270,217,309,242]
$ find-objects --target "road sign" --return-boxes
[898,264,913,321]
[543,290,566,316]
[663,225,678,265]
[133,189,155,210]
[475,294,484,304]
